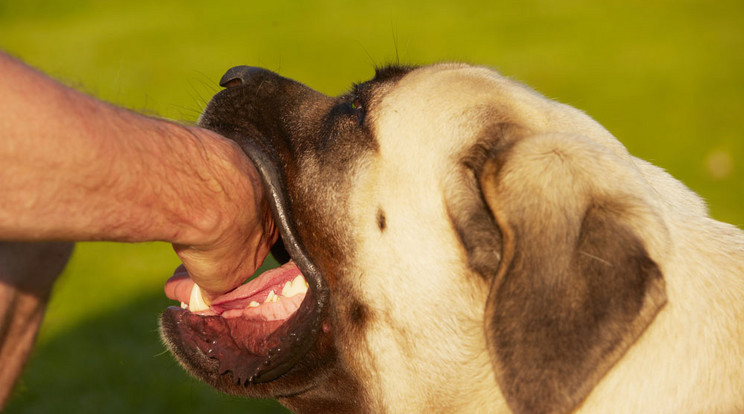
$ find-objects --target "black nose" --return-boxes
[219,66,267,88]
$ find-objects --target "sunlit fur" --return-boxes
[338,64,744,413]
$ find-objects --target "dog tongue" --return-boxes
[164,261,307,318]
[164,261,310,362]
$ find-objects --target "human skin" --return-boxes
[0,52,278,298]
[0,242,73,407]
[0,52,277,406]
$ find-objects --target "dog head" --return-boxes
[161,63,669,413]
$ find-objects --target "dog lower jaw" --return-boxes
[161,275,323,389]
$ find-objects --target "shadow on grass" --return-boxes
[5,291,290,414]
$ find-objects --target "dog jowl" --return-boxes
[161,64,744,414]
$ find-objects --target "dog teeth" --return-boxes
[281,275,309,298]
[188,284,211,312]
[183,277,308,312]
[265,290,279,303]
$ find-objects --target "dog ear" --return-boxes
[463,133,667,414]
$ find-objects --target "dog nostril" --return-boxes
[219,65,266,88]
[222,78,242,88]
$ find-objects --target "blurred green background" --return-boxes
[1,0,741,412]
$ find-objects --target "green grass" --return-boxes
[1,0,742,412]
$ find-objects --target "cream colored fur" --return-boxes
[340,64,744,413]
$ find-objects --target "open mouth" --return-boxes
[160,66,332,389]
[161,238,323,386]
[160,125,328,387]
[165,260,308,322]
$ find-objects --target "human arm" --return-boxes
[0,242,73,409]
[0,52,277,298]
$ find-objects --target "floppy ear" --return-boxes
[472,133,667,414]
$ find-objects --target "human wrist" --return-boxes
[160,123,261,248]
[0,53,264,251]
[168,125,277,296]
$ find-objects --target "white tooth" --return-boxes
[280,281,293,297]
[265,290,278,303]
[188,284,211,312]
[180,302,188,309]
[248,301,260,307]
[281,275,309,297]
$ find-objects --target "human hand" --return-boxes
[0,51,277,308]
[168,131,279,302]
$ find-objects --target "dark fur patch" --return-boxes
[446,122,523,280]
[376,208,386,232]
[348,301,370,327]
[372,65,417,84]
[490,205,664,413]
[475,144,668,414]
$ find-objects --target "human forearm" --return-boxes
[0,52,278,404]
[0,52,276,297]
[1,52,236,245]
[0,242,73,409]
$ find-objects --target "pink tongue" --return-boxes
[164,261,304,314]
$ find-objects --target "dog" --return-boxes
[161,63,744,414]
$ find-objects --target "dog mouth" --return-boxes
[161,243,318,385]
[160,66,332,390]
[165,259,308,322]
[160,130,328,387]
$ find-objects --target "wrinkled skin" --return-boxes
[0,242,73,408]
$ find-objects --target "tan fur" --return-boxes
[178,63,744,414]
[339,64,744,413]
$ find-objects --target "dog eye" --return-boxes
[351,96,363,110]
[350,95,365,124]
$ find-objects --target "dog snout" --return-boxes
[219,65,269,88]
